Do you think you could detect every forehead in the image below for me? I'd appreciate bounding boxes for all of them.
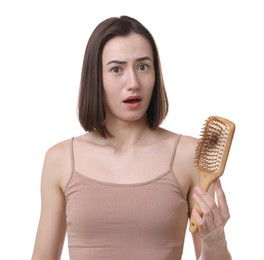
[102,33,153,61]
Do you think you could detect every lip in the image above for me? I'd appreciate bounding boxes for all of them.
[122,96,142,109]
[122,96,142,102]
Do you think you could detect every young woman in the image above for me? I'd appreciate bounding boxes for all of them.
[32,16,232,260]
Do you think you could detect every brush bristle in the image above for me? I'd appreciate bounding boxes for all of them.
[194,116,230,174]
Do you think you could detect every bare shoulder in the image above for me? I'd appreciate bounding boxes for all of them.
[178,134,198,161]
[171,133,199,199]
[177,134,199,176]
[45,138,72,161]
[42,138,73,190]
[158,128,198,171]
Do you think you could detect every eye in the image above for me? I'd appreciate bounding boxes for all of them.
[138,64,149,71]
[110,66,121,73]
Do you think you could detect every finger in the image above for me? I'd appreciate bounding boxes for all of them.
[197,183,229,229]
[214,179,230,222]
[192,207,207,235]
[193,191,215,229]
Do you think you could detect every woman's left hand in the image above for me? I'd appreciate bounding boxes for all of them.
[192,179,230,244]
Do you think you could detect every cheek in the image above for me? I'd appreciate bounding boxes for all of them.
[103,71,123,92]
[103,76,117,98]
[147,70,155,87]
[145,75,155,95]
[103,88,114,108]
[103,82,120,110]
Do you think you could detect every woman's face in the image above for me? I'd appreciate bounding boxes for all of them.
[102,33,155,126]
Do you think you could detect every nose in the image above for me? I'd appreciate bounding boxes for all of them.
[127,69,139,91]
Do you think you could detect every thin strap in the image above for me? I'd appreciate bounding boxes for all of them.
[63,137,76,193]
[70,137,75,172]
[169,134,182,169]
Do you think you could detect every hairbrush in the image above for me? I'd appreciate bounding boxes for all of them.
[189,116,235,233]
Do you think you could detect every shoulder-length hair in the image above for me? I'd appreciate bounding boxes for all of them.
[78,16,168,138]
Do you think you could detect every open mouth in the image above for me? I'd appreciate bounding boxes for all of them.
[123,98,142,104]
[123,96,142,103]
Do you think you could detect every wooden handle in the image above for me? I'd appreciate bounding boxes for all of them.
[189,178,212,234]
[189,202,202,233]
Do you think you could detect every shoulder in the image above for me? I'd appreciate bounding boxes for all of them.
[178,134,198,160]
[169,132,200,198]
[42,138,73,189]
[158,128,198,175]
[159,127,198,154]
[45,138,73,166]
[174,134,198,175]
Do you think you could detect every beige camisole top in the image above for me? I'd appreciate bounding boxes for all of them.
[64,135,188,260]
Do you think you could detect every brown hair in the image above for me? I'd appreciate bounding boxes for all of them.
[78,16,168,138]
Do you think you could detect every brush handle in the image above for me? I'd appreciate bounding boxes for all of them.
[189,178,212,234]
[189,202,202,233]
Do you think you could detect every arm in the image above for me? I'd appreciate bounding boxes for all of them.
[190,179,232,260]
[32,142,71,260]
[178,135,231,259]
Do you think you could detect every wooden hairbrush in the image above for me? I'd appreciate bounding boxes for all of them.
[189,116,235,233]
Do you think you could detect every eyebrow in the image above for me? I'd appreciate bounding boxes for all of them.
[106,56,152,66]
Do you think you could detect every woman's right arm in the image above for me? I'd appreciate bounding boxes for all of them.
[32,142,71,260]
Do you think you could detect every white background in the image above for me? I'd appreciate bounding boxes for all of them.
[1,0,263,259]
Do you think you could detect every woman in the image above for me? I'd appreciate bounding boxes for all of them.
[32,16,232,260]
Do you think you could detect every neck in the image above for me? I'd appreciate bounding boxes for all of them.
[103,118,155,150]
